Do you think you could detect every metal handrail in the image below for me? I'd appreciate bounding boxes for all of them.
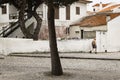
[0,18,30,37]
[0,21,18,35]
[0,11,43,37]
[9,11,43,19]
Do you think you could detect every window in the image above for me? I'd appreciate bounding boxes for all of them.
[93,8,95,12]
[66,6,70,20]
[66,27,70,34]
[55,7,59,19]
[75,31,79,33]
[1,5,7,14]
[76,7,80,15]
[81,30,84,39]
[83,31,96,39]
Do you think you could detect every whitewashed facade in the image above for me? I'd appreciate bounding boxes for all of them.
[0,2,90,39]
[69,25,107,39]
[0,4,17,25]
[0,38,93,55]
[96,15,120,52]
[38,3,88,26]
[1,16,120,54]
[107,15,120,52]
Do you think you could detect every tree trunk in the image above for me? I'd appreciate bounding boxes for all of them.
[32,11,42,40]
[47,1,63,76]
[19,0,33,39]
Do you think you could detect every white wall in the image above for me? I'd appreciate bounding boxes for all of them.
[80,25,107,31]
[42,2,87,27]
[69,25,107,38]
[0,2,88,28]
[0,38,93,55]
[69,26,81,38]
[0,4,9,23]
[9,5,17,14]
[93,6,100,12]
[70,3,87,21]
[107,16,120,52]
[96,31,107,52]
[112,7,120,13]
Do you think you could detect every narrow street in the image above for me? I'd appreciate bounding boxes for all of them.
[0,53,120,80]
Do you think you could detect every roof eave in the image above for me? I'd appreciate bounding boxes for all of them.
[78,0,92,4]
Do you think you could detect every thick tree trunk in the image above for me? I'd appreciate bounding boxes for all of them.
[47,1,63,76]
[19,0,33,39]
[32,11,42,40]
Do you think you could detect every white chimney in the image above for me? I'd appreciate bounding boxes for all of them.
[99,2,103,10]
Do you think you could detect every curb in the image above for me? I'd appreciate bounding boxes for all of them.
[9,54,120,61]
[0,57,4,59]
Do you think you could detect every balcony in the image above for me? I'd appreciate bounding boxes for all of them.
[9,11,43,20]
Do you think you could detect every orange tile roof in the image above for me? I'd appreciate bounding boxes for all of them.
[92,3,110,7]
[71,13,120,27]
[99,4,120,12]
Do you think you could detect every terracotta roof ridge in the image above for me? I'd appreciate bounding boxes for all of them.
[98,3,120,12]
[92,3,110,7]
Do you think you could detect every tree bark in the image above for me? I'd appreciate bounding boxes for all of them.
[47,1,63,76]
[18,0,33,38]
[32,11,42,40]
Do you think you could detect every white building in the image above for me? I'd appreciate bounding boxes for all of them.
[92,2,110,12]
[0,4,18,29]
[107,15,120,52]
[92,2,120,13]
[0,0,92,39]
[69,13,120,39]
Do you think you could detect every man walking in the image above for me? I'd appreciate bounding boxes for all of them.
[91,38,97,54]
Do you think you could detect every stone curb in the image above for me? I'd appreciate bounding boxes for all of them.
[9,54,120,61]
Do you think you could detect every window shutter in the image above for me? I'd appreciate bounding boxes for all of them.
[76,7,80,15]
[66,6,70,20]
[55,7,59,19]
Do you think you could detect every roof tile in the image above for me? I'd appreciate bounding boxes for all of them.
[71,13,120,27]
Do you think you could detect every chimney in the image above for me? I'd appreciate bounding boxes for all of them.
[99,2,103,10]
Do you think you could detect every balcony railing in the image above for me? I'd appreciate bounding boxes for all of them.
[9,11,43,20]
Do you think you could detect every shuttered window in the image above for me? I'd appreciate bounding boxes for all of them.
[66,6,70,20]
[55,7,59,19]
[76,7,80,15]
[2,5,7,14]
[66,27,70,34]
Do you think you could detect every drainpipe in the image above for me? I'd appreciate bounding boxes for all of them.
[105,14,110,53]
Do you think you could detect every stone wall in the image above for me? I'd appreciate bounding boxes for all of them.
[39,25,66,40]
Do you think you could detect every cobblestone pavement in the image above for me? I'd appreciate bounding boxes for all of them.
[0,53,120,80]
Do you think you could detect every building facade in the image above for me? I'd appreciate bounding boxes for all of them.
[0,1,92,39]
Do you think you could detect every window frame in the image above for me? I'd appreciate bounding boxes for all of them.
[76,7,80,15]
[55,7,59,19]
[1,5,7,14]
[66,6,70,20]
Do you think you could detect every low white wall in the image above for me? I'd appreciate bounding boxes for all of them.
[0,38,93,55]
